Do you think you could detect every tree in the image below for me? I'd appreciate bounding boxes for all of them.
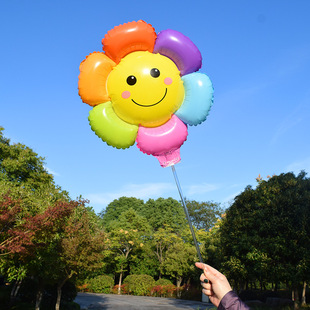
[0,128,67,200]
[163,241,196,293]
[0,128,106,310]
[143,198,186,232]
[185,199,224,231]
[220,171,310,297]
[0,127,69,216]
[199,215,224,269]
[152,226,183,279]
[53,202,106,310]
[129,241,158,278]
[100,197,145,227]
[0,196,77,309]
[105,208,151,294]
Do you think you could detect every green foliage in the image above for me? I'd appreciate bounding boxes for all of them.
[101,195,224,291]
[129,242,159,277]
[185,199,224,231]
[87,275,114,293]
[163,241,196,285]
[103,207,152,291]
[107,208,151,233]
[155,278,173,286]
[100,197,145,226]
[0,128,68,205]
[101,197,187,233]
[0,128,106,310]
[2,127,268,305]
[143,198,186,232]
[220,171,310,290]
[123,274,155,296]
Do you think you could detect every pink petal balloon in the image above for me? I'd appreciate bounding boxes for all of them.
[136,115,188,167]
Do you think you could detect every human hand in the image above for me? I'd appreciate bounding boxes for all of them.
[195,262,232,307]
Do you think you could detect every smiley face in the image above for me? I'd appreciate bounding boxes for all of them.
[107,51,185,127]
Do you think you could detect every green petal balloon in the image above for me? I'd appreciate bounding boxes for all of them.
[88,102,138,149]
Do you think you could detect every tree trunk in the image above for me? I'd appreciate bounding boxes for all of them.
[294,287,299,303]
[275,282,278,292]
[9,279,23,307]
[55,285,62,310]
[35,279,44,310]
[118,271,123,295]
[10,279,22,300]
[55,275,72,310]
[301,282,307,305]
[176,277,182,298]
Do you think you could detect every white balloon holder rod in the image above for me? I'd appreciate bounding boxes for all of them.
[171,165,210,303]
[171,165,203,263]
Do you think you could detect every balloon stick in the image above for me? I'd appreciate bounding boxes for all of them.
[171,164,203,263]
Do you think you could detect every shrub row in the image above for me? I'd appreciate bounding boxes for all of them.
[80,274,200,300]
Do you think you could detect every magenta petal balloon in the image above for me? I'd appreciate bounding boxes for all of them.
[153,29,202,76]
[136,115,188,167]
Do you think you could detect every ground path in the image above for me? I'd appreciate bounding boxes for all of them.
[74,292,215,310]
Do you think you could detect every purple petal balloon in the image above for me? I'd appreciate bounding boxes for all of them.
[153,29,202,76]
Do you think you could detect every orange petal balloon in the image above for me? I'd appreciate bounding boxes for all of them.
[102,20,156,64]
[78,52,116,106]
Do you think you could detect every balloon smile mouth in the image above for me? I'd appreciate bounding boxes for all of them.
[132,88,167,107]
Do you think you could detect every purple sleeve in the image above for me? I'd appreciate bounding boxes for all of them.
[218,291,250,310]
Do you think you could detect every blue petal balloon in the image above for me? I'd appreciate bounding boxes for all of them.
[175,73,214,126]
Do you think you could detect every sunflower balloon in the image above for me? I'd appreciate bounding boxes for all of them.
[78,20,213,167]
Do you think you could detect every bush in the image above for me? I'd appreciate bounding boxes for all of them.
[87,275,114,294]
[123,274,155,296]
[112,284,128,295]
[151,284,176,298]
[76,283,89,292]
[155,278,173,286]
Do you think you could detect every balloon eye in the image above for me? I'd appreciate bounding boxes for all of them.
[127,75,137,85]
[150,68,160,78]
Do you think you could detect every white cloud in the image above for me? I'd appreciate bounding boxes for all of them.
[221,191,242,204]
[87,182,176,207]
[44,166,60,176]
[186,183,219,196]
[285,157,310,175]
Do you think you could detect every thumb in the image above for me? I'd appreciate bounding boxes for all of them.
[195,263,218,283]
[195,262,205,270]
[203,265,220,283]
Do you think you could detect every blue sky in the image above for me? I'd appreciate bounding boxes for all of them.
[1,1,310,214]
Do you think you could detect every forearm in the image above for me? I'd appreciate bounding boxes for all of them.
[218,291,250,310]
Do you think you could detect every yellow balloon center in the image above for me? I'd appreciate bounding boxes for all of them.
[107,51,184,127]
